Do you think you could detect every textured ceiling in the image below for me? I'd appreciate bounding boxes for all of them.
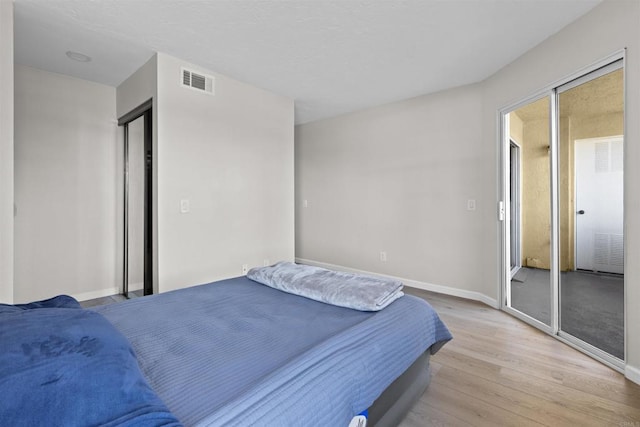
[514,68,623,122]
[13,0,601,124]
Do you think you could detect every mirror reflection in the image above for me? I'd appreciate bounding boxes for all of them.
[508,96,552,327]
[558,67,624,360]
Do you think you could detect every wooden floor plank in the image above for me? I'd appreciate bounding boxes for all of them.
[419,379,545,427]
[402,400,473,427]
[399,287,640,427]
[431,365,598,427]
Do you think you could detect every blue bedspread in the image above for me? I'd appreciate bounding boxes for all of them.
[0,296,181,427]
[92,277,451,426]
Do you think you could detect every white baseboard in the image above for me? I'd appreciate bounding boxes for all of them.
[71,286,120,302]
[626,364,640,386]
[295,258,499,309]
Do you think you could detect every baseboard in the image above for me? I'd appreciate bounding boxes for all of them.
[295,258,499,309]
[71,286,120,302]
[405,279,500,309]
[626,364,640,386]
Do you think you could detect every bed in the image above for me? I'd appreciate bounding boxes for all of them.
[0,264,451,426]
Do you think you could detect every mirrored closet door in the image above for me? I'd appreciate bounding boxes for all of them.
[557,62,624,361]
[506,96,553,328]
[502,56,625,368]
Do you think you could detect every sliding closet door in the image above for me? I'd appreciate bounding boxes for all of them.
[506,96,552,327]
[120,100,153,298]
[502,55,625,368]
[125,115,145,298]
[557,62,624,360]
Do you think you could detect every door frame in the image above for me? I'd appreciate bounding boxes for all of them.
[498,50,626,371]
[118,99,153,297]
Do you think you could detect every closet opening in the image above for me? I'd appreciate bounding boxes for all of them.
[118,100,153,298]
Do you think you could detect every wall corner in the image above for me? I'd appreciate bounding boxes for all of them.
[0,0,14,304]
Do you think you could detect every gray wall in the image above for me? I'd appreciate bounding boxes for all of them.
[116,55,156,117]
[0,0,13,303]
[296,0,640,382]
[14,66,120,302]
[296,84,492,304]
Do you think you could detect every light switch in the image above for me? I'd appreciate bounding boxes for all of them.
[180,199,190,213]
[467,199,476,211]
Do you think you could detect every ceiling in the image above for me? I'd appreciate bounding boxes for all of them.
[13,0,601,124]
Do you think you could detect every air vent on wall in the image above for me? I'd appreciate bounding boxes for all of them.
[181,68,215,95]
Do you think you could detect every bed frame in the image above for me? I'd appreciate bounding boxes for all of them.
[368,351,431,426]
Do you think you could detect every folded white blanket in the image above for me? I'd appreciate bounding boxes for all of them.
[247,262,404,311]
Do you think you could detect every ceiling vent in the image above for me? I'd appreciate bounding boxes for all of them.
[181,68,215,95]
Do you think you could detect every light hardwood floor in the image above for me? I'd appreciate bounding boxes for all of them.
[400,287,640,427]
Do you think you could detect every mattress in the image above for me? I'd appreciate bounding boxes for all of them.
[91,276,451,426]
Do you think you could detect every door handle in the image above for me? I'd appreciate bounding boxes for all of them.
[577,210,585,215]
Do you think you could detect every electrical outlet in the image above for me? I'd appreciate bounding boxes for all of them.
[242,264,249,275]
[263,259,270,267]
[380,251,387,262]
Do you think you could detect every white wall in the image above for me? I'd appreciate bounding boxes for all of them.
[295,0,640,381]
[116,55,156,118]
[0,0,13,304]
[14,66,120,302]
[295,84,492,304]
[155,53,294,292]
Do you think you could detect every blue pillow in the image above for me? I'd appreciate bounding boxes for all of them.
[0,304,182,426]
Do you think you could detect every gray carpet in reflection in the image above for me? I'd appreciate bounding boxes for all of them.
[511,268,624,360]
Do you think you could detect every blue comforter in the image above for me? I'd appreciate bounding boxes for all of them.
[0,296,181,427]
[93,277,451,426]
